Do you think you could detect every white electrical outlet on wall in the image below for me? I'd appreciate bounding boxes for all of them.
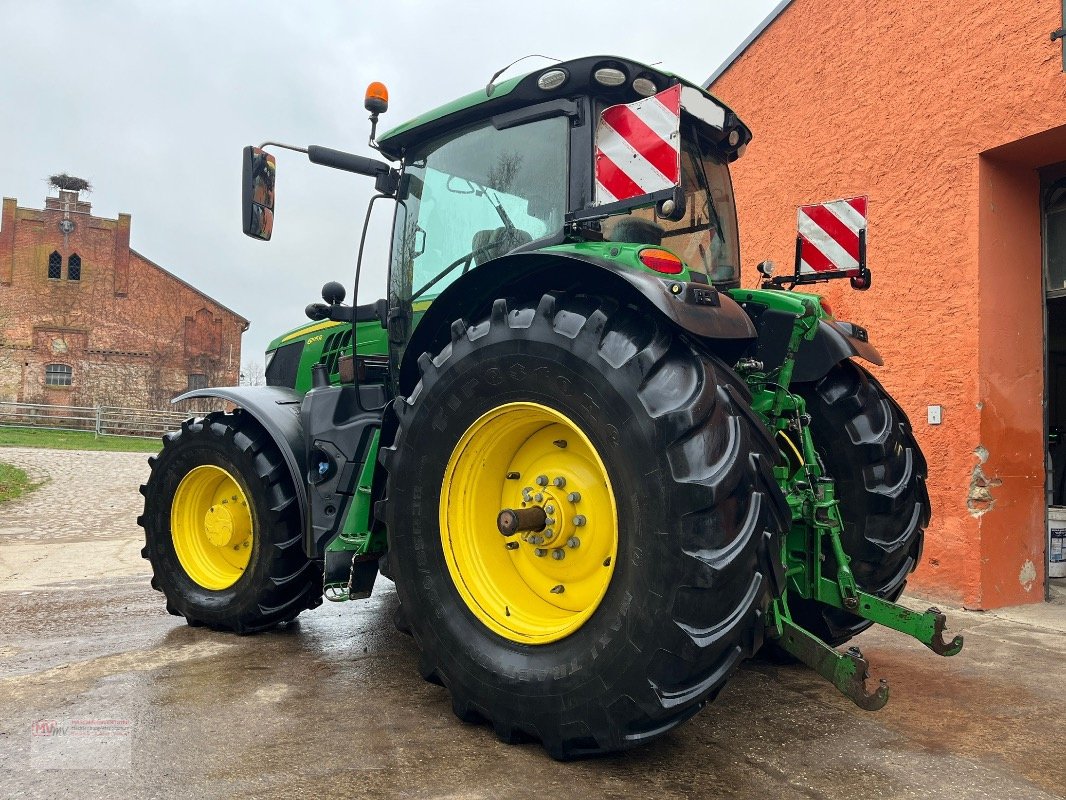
[927,405,942,425]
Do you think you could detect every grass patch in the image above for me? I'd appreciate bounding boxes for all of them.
[0,461,36,503]
[0,426,162,453]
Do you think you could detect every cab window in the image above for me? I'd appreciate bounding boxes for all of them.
[391,117,569,303]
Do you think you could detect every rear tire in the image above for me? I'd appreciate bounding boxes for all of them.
[381,294,788,758]
[790,361,929,646]
[138,411,322,633]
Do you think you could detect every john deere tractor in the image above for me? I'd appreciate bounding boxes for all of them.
[139,56,963,759]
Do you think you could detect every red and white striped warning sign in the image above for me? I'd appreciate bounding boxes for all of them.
[595,85,681,204]
[797,196,868,275]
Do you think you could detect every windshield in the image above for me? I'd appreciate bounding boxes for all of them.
[390,116,569,303]
[603,122,740,285]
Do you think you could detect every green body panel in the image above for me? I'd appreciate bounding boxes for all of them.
[327,429,383,556]
[267,319,388,395]
[727,287,830,320]
[542,241,694,280]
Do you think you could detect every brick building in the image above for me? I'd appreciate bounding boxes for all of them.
[0,190,248,409]
[707,0,1066,608]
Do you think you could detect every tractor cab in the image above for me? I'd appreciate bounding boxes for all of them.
[377,56,749,309]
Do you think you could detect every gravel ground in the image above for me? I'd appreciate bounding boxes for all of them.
[0,447,1063,800]
[0,447,151,591]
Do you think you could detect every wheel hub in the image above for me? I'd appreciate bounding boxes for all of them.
[441,402,618,645]
[171,465,254,590]
[204,504,237,546]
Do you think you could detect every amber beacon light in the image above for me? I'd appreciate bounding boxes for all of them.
[365,82,389,115]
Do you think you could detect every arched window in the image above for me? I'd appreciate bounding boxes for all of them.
[45,363,73,386]
[48,251,62,280]
[67,253,81,281]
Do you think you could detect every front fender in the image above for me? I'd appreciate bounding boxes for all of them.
[397,251,756,394]
[174,386,308,546]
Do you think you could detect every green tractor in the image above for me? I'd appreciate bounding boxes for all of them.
[139,56,962,759]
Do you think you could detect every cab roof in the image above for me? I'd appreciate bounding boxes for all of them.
[376,55,751,160]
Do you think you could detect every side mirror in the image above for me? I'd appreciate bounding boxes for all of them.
[242,146,276,241]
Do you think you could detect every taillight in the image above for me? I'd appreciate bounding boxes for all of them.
[638,248,683,275]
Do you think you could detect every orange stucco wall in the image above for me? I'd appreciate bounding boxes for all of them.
[711,0,1066,607]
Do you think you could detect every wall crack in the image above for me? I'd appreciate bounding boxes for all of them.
[967,445,1002,518]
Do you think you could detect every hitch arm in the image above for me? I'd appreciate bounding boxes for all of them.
[772,613,889,711]
[814,579,964,656]
[804,475,964,657]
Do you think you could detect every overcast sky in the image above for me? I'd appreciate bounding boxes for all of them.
[0,0,779,367]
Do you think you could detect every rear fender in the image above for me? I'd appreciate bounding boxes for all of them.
[744,306,884,383]
[175,386,309,551]
[396,251,756,394]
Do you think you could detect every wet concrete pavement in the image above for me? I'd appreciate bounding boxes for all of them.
[1,447,1065,799]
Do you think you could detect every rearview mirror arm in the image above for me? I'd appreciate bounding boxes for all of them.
[566,187,680,225]
[258,141,400,195]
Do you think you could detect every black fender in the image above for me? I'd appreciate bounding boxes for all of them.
[746,306,884,383]
[396,251,757,394]
[174,386,308,546]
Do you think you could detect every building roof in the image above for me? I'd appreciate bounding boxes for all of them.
[703,0,794,88]
[130,248,250,329]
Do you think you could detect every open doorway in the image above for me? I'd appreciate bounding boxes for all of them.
[1042,167,1066,602]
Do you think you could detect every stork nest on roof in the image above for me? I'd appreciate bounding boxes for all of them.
[48,174,92,193]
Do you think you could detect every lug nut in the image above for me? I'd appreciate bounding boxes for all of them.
[551,549,565,560]
[534,548,547,558]
[573,515,586,527]
[528,535,543,545]
[567,537,580,549]
[544,528,554,538]
[534,493,544,503]
[545,505,555,514]
[536,475,548,486]
[567,492,581,503]
[545,518,555,527]
[552,477,566,488]
[522,488,533,502]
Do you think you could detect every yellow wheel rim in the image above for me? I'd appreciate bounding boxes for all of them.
[440,402,618,645]
[171,465,254,590]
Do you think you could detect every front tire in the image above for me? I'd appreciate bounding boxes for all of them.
[381,294,788,758]
[138,411,322,633]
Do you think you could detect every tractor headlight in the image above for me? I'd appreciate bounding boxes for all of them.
[537,69,568,91]
[593,67,626,87]
[632,76,657,96]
